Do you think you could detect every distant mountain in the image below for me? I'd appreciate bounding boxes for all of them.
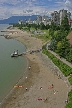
[0,15,38,24]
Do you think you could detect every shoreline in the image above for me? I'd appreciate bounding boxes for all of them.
[0,28,71,108]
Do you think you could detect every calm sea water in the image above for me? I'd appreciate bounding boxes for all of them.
[0,24,27,102]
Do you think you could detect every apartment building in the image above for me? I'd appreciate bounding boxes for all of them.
[59,9,71,25]
[51,9,71,25]
[36,16,42,24]
[51,11,59,25]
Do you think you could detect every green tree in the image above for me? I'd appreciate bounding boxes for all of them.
[40,22,45,30]
[54,30,67,41]
[49,28,54,37]
[60,15,70,31]
[56,38,70,57]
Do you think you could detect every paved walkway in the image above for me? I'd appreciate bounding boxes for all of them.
[48,50,72,68]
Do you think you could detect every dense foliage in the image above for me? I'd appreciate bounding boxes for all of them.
[48,15,72,63]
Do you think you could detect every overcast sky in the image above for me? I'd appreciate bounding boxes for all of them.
[0,0,72,19]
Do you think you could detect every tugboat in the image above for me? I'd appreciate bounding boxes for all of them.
[11,50,23,57]
[11,50,18,57]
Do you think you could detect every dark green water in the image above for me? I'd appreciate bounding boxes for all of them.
[0,25,27,102]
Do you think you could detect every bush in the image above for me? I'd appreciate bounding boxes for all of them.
[68,77,72,85]
[68,90,72,101]
[65,102,72,108]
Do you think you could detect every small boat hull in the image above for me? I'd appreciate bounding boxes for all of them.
[11,53,22,57]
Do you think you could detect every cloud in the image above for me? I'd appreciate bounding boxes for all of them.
[0,0,72,19]
[65,0,72,11]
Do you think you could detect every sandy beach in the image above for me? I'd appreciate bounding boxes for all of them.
[0,28,71,108]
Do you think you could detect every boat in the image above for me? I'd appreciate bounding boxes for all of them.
[11,53,18,57]
[11,50,22,57]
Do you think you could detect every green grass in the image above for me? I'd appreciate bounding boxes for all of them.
[30,27,36,31]
[68,90,72,101]
[42,49,72,77]
[65,90,72,108]
[32,30,51,42]
[68,76,72,85]
[65,102,72,108]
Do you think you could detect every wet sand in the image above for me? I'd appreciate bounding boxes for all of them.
[0,28,71,108]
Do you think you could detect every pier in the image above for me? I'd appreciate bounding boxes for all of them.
[11,48,42,57]
[22,48,42,55]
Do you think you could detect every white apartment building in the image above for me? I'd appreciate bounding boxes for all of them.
[36,16,42,24]
[51,11,59,25]
[59,9,71,25]
[51,9,71,25]
[36,15,51,25]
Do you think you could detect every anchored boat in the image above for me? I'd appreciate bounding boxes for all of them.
[11,50,22,57]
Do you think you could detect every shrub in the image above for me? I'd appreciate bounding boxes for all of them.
[68,77,72,85]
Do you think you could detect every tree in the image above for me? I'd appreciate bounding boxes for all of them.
[49,38,57,51]
[60,15,70,31]
[40,22,45,30]
[50,21,57,30]
[56,38,70,57]
[54,30,67,41]
[49,28,54,38]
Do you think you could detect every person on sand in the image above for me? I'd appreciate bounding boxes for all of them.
[29,66,31,70]
[38,97,42,101]
[26,88,28,91]
[43,97,47,102]
[65,99,68,103]
[49,84,54,89]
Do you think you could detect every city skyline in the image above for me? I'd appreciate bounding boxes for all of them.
[0,0,72,19]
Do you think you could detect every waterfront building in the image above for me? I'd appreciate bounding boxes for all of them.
[26,18,33,24]
[51,11,59,25]
[36,16,42,24]
[51,9,71,25]
[18,20,22,24]
[42,15,48,26]
[59,9,71,25]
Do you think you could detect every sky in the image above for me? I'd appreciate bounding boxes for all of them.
[0,0,72,19]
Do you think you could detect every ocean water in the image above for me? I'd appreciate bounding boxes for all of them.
[0,24,27,102]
